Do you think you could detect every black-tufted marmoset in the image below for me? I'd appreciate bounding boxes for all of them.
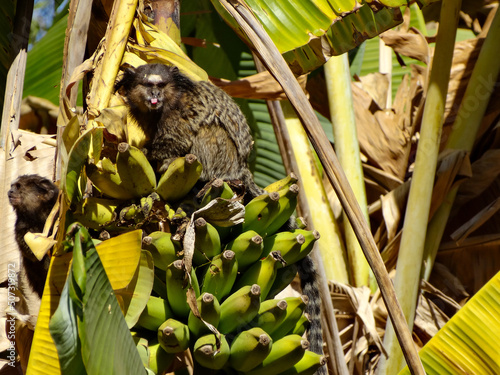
[115,64,325,367]
[8,174,58,297]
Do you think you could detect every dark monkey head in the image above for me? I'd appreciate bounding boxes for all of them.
[8,174,59,224]
[115,64,196,119]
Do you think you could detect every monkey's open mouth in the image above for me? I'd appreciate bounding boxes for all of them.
[150,98,158,105]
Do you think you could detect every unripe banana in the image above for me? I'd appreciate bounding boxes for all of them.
[142,232,181,271]
[147,340,175,374]
[242,191,281,236]
[193,217,222,265]
[265,184,300,236]
[267,263,298,299]
[157,318,190,353]
[119,203,140,222]
[264,173,298,194]
[245,335,309,375]
[200,250,238,302]
[249,299,288,335]
[156,154,202,201]
[165,260,200,318]
[286,229,320,264]
[275,350,326,375]
[218,284,261,334]
[225,230,263,270]
[140,192,159,217]
[86,159,135,200]
[200,178,234,207]
[136,296,175,331]
[268,296,308,341]
[233,251,284,300]
[295,216,307,229]
[188,292,221,337]
[116,142,156,197]
[193,333,230,370]
[73,197,120,229]
[262,231,305,266]
[229,327,273,372]
[291,313,310,337]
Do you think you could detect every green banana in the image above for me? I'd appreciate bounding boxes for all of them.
[119,203,140,222]
[142,231,181,271]
[193,333,230,370]
[285,229,320,264]
[136,296,175,331]
[264,184,300,236]
[267,263,299,299]
[218,284,261,334]
[131,334,149,367]
[262,231,305,266]
[73,197,120,229]
[232,251,284,300]
[225,230,263,270]
[157,318,190,354]
[264,173,298,194]
[245,335,309,375]
[275,350,326,375]
[242,191,281,236]
[200,178,234,207]
[249,299,288,335]
[140,192,160,217]
[156,154,203,201]
[165,260,200,318]
[188,292,221,337]
[295,216,307,229]
[200,250,238,302]
[193,217,222,265]
[116,142,156,197]
[229,327,273,372]
[86,159,135,200]
[268,296,308,341]
[147,340,175,374]
[291,313,310,336]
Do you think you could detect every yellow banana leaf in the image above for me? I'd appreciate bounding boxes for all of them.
[399,270,500,375]
[27,230,143,374]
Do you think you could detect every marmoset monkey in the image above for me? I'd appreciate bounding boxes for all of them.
[115,63,262,198]
[8,174,58,297]
[116,64,325,370]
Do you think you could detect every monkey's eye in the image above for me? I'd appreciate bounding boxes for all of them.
[156,82,167,88]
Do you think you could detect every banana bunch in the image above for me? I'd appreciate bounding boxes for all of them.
[76,148,323,375]
[81,144,204,231]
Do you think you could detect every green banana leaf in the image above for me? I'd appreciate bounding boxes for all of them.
[398,270,500,375]
[210,0,405,75]
[49,225,145,375]
[23,13,67,105]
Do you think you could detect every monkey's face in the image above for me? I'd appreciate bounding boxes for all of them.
[129,74,169,113]
[117,64,190,116]
[8,175,58,215]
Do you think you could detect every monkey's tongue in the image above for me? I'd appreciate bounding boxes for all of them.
[151,98,158,105]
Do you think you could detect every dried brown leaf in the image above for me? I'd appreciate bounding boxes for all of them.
[380,27,430,65]
[211,71,307,100]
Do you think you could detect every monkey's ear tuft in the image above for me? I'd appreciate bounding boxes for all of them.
[115,67,136,91]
